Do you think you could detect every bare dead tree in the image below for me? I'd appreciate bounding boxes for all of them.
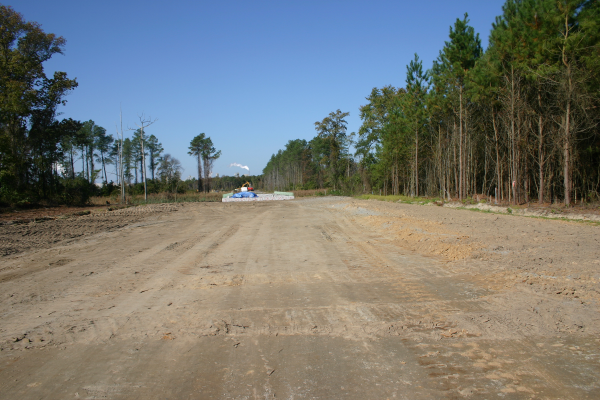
[116,104,125,204]
[128,113,157,202]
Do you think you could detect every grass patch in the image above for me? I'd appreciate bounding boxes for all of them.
[521,215,600,226]
[455,206,494,214]
[457,205,600,225]
[292,189,328,197]
[356,194,440,205]
[292,189,351,197]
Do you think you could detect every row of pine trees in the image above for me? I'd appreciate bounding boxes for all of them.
[0,5,186,204]
[263,0,600,205]
[60,121,164,187]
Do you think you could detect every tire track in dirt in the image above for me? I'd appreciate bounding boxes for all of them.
[91,206,275,343]
[185,204,469,344]
[403,335,600,399]
[73,223,245,344]
[311,198,600,399]
[0,205,238,349]
[2,199,599,399]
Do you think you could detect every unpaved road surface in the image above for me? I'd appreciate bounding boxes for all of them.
[1,197,599,399]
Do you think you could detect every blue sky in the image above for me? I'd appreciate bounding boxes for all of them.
[9,0,505,180]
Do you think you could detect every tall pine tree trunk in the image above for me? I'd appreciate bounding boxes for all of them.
[510,65,517,204]
[564,100,571,205]
[560,5,573,206]
[438,125,443,199]
[197,153,202,192]
[70,148,75,180]
[453,119,458,198]
[492,110,501,202]
[415,125,419,197]
[81,146,86,181]
[538,116,544,204]
[140,129,147,201]
[464,104,469,198]
[101,152,107,184]
[459,87,463,200]
[88,143,94,182]
[538,90,545,204]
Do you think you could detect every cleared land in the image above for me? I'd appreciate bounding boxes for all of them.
[0,197,599,399]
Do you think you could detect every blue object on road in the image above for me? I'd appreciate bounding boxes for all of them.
[232,192,257,198]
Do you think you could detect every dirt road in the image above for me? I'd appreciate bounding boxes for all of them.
[1,197,599,399]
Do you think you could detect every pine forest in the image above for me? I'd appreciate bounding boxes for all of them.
[263,0,600,206]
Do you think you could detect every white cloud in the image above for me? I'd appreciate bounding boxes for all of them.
[229,162,250,171]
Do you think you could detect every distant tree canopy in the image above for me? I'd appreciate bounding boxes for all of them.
[211,174,262,192]
[264,1,600,205]
[157,154,182,193]
[262,125,357,192]
[0,5,177,204]
[3,2,599,205]
[0,5,79,204]
[188,133,221,192]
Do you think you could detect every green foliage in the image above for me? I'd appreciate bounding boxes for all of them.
[146,134,163,181]
[157,154,183,193]
[265,1,599,206]
[188,133,206,191]
[438,13,482,84]
[60,177,98,205]
[210,174,261,192]
[0,5,80,204]
[2,3,599,208]
[262,130,360,193]
[101,182,120,197]
[356,194,439,204]
[188,133,220,192]
[263,139,310,190]
[314,109,351,187]
[130,129,148,184]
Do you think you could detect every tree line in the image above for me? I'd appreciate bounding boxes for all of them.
[0,5,226,205]
[0,5,79,204]
[181,174,261,193]
[264,0,600,205]
[262,110,357,192]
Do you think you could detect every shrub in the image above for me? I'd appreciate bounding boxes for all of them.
[60,178,98,205]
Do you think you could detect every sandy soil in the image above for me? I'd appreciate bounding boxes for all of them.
[0,198,598,399]
[0,204,178,257]
[0,204,113,223]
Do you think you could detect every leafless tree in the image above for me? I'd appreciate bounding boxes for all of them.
[128,113,157,201]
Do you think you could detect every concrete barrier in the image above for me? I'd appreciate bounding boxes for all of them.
[222,193,295,202]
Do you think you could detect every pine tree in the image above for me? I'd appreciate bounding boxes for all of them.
[146,134,163,181]
[200,137,221,192]
[436,13,482,200]
[188,133,206,192]
[404,53,429,197]
[315,110,350,189]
